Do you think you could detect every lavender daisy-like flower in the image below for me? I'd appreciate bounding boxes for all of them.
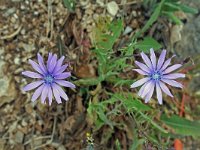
[131,48,185,104]
[22,53,75,105]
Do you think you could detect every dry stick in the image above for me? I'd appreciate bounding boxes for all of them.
[33,116,57,150]
[118,0,142,6]
[0,25,22,40]
[47,0,53,39]
[23,135,52,146]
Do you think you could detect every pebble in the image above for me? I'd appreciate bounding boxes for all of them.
[97,0,104,7]
[107,1,119,16]
[10,17,16,23]
[13,13,18,19]
[132,10,137,17]
[123,26,133,35]
[14,131,24,143]
[4,8,16,17]
[20,5,26,10]
[131,19,139,28]
[20,28,26,35]
[14,57,20,65]
[21,119,28,127]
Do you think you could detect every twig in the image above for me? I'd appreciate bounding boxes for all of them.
[47,0,53,39]
[118,0,142,6]
[23,135,52,146]
[33,116,57,150]
[0,25,22,40]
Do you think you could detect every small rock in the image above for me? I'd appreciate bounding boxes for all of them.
[20,28,26,35]
[123,26,133,35]
[13,13,18,19]
[80,0,90,7]
[14,131,24,143]
[21,119,28,127]
[22,43,35,52]
[97,0,104,7]
[0,139,6,150]
[14,57,20,65]
[10,17,16,23]
[3,8,16,17]
[58,145,66,150]
[0,77,17,106]
[0,60,5,77]
[107,1,119,16]
[0,47,4,55]
[131,19,139,29]
[132,10,137,17]
[170,25,183,46]
[20,5,26,10]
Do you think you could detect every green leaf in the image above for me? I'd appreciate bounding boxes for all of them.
[114,93,152,111]
[163,11,182,25]
[115,139,121,150]
[164,2,181,12]
[130,130,145,150]
[97,108,113,129]
[135,37,162,52]
[161,114,200,136]
[97,19,123,50]
[139,112,168,133]
[133,0,165,40]
[63,0,75,12]
[74,77,103,86]
[178,4,198,14]
[114,79,135,87]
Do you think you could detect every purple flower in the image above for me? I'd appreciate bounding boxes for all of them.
[22,53,75,105]
[130,48,185,104]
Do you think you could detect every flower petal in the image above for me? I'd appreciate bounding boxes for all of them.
[141,80,154,98]
[48,86,53,105]
[54,64,68,76]
[156,82,163,105]
[52,83,69,101]
[48,54,58,73]
[54,72,71,79]
[160,55,176,71]
[29,59,44,75]
[47,53,53,67]
[162,64,182,74]
[144,81,155,103]
[138,82,148,97]
[162,73,185,79]
[157,49,166,70]
[23,80,44,92]
[159,81,173,97]
[135,61,150,73]
[52,84,62,104]
[55,80,76,88]
[161,78,183,88]
[37,53,47,74]
[132,69,148,75]
[22,71,42,78]
[130,77,150,88]
[53,56,65,74]
[141,52,152,70]
[41,84,49,104]
[31,84,45,102]
[150,48,156,70]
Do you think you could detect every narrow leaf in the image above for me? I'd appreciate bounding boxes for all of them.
[135,37,162,52]
[161,114,200,136]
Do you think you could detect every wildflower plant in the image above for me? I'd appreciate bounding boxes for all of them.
[84,0,199,148]
[131,48,185,104]
[22,53,75,105]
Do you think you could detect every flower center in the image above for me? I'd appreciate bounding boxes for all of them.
[44,74,54,84]
[151,72,161,80]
